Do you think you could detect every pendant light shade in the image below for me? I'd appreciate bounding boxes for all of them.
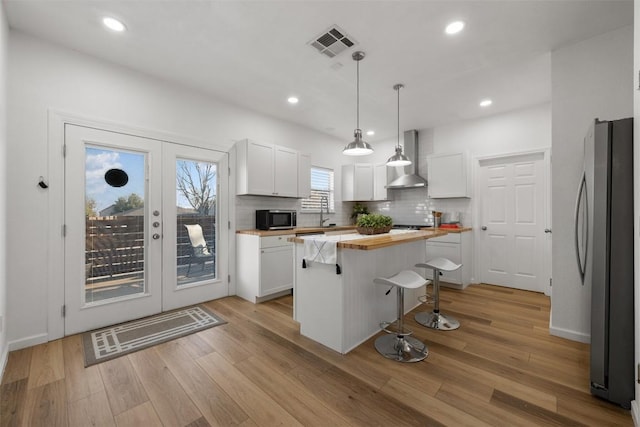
[387,84,411,166]
[343,51,373,156]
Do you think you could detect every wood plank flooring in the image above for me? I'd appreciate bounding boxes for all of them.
[1,284,633,426]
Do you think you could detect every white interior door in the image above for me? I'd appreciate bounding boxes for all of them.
[64,124,229,335]
[478,152,548,292]
[162,144,228,310]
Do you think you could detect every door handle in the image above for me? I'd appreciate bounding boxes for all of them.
[574,172,587,284]
[152,233,160,240]
[481,226,487,231]
[544,229,552,233]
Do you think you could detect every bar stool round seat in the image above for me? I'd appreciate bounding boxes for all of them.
[373,270,429,363]
[415,257,462,331]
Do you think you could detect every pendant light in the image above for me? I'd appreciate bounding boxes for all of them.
[343,51,373,156]
[386,83,411,166]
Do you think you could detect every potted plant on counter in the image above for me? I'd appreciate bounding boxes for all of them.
[351,202,369,224]
[356,213,393,235]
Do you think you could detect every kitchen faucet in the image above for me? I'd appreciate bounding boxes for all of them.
[319,195,330,227]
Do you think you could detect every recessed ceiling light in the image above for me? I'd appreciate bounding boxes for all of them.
[480,99,493,107]
[103,17,126,32]
[287,96,299,104]
[366,130,375,136]
[445,21,465,35]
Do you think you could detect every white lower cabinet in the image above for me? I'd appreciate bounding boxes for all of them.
[423,232,472,289]
[237,234,294,303]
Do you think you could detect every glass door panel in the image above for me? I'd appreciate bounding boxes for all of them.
[85,147,146,303]
[176,159,217,286]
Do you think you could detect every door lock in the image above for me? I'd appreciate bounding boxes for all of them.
[153,221,160,228]
[152,233,160,240]
[481,226,487,230]
[544,228,552,233]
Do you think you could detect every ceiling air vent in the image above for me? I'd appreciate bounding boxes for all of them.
[309,26,356,58]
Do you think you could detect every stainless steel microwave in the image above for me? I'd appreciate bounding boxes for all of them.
[255,210,297,230]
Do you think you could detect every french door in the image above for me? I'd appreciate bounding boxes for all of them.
[64,124,228,335]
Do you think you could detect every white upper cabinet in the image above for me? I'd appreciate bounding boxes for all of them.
[342,163,388,201]
[297,152,311,199]
[235,139,310,198]
[427,152,471,198]
[274,145,298,197]
[373,164,389,201]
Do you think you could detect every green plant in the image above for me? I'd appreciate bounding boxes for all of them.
[356,213,392,228]
[351,202,369,219]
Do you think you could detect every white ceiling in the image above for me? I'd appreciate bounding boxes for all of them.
[4,0,633,143]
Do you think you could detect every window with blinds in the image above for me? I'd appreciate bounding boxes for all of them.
[301,167,335,213]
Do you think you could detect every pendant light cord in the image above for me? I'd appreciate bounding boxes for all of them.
[397,86,400,149]
[356,58,360,130]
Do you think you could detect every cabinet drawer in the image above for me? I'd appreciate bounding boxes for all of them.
[260,234,294,249]
[427,233,461,244]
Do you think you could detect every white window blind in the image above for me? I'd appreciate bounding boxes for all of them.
[301,167,334,213]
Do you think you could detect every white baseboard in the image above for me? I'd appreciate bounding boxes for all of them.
[631,400,639,426]
[8,333,48,352]
[549,324,590,343]
[0,344,8,385]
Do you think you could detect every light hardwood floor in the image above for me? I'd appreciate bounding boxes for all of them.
[1,284,633,426]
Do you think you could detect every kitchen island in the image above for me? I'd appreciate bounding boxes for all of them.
[289,229,447,354]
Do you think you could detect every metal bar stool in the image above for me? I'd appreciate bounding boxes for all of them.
[415,258,462,331]
[374,270,429,362]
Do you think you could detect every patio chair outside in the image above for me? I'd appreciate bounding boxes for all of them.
[184,224,215,276]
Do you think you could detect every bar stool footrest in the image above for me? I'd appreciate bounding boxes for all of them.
[379,321,413,337]
[417,294,434,305]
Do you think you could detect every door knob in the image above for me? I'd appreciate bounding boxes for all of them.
[481,226,487,230]
[153,221,160,228]
[152,233,160,240]
[544,228,552,233]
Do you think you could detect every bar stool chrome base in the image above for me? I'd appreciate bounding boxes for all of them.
[415,257,463,332]
[374,270,430,363]
[415,311,460,331]
[374,334,428,363]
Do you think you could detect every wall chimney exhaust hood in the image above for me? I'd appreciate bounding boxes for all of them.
[386,130,428,189]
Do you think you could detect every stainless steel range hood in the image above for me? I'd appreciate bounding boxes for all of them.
[386,130,428,188]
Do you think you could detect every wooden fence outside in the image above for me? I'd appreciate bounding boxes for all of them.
[85,215,216,279]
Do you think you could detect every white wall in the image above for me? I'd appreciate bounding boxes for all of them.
[0,2,9,375]
[7,31,349,346]
[551,25,633,342]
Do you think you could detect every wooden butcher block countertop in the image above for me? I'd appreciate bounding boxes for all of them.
[236,226,357,237]
[289,229,449,250]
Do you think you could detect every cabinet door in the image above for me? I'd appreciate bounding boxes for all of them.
[424,242,462,284]
[427,152,469,198]
[354,164,373,201]
[247,140,275,195]
[260,245,294,296]
[298,153,311,198]
[274,146,298,197]
[373,164,388,201]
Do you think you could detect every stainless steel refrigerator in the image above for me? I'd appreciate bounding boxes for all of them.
[575,117,634,409]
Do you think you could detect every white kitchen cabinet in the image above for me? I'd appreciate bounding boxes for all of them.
[373,164,389,201]
[297,152,311,198]
[234,139,309,198]
[427,152,471,198]
[236,233,294,303]
[423,231,472,289]
[342,163,388,201]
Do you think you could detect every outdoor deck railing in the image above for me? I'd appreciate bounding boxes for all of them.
[85,214,215,280]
